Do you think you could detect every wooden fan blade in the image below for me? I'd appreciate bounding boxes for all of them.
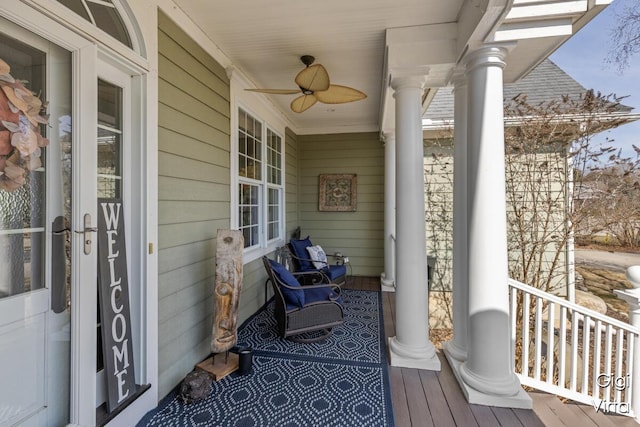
[295,64,330,92]
[290,94,317,113]
[245,88,300,94]
[315,84,367,104]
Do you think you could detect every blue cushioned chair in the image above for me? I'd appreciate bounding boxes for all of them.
[288,237,347,286]
[263,257,344,343]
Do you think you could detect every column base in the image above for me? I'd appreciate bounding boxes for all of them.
[380,273,395,292]
[388,336,441,371]
[446,355,532,409]
[443,340,467,362]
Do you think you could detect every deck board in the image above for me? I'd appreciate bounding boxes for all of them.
[344,277,636,427]
[402,367,435,426]
[437,352,480,427]
[469,404,501,427]
[418,369,457,427]
[491,406,524,426]
[572,402,637,427]
[389,366,411,427]
[512,407,546,427]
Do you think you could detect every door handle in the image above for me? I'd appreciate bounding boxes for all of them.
[75,213,98,255]
[51,216,67,313]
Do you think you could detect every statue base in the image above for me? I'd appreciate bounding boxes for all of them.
[196,352,239,381]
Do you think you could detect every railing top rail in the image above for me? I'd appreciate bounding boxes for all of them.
[508,278,640,335]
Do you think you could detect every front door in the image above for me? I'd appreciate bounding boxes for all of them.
[0,19,97,426]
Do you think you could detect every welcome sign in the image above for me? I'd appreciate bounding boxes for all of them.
[97,198,136,412]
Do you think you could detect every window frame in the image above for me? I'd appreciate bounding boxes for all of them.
[233,104,285,263]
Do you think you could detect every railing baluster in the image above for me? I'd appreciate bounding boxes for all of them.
[581,315,591,394]
[547,301,555,384]
[559,306,567,388]
[511,288,517,369]
[523,292,530,377]
[508,279,640,410]
[604,324,613,401]
[570,310,579,392]
[593,319,602,400]
[626,332,634,406]
[615,329,624,403]
[535,296,543,380]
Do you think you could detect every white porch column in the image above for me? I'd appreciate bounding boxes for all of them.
[388,75,440,371]
[444,70,469,363]
[458,47,531,408]
[381,132,396,292]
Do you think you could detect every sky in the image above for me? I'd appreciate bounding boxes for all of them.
[550,0,640,161]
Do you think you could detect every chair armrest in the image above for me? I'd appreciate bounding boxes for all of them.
[298,282,343,302]
[291,270,329,283]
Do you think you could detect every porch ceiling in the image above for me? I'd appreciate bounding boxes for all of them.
[170,0,612,135]
[171,0,463,134]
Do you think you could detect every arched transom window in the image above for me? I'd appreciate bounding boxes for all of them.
[57,0,132,48]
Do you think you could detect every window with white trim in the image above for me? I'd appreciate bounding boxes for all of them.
[237,108,283,249]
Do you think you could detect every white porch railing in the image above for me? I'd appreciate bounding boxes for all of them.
[509,278,640,417]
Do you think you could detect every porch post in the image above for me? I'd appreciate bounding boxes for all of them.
[387,75,440,371]
[444,69,468,363]
[381,131,396,292]
[458,46,531,408]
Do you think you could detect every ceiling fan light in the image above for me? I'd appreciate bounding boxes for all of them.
[295,64,330,92]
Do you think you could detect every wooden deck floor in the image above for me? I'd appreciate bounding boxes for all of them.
[344,276,638,427]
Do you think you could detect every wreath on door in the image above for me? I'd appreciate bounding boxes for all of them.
[0,57,49,192]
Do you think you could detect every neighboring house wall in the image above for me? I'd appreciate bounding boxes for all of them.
[505,148,569,297]
[298,133,384,276]
[424,143,454,294]
[424,142,570,301]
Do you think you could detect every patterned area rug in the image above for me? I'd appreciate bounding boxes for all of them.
[138,290,394,427]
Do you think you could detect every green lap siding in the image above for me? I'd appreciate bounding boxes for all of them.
[157,12,232,398]
[298,132,384,276]
[157,12,300,398]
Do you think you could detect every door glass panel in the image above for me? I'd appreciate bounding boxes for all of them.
[0,24,72,427]
[97,79,122,199]
[0,33,46,298]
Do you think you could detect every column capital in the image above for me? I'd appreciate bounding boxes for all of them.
[463,45,510,73]
[390,74,427,92]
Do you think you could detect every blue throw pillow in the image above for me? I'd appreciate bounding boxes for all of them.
[268,258,305,307]
[290,236,314,270]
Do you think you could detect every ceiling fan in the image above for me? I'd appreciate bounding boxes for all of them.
[246,55,367,113]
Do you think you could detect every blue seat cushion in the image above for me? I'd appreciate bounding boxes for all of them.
[305,287,343,306]
[268,258,305,308]
[324,264,347,282]
[290,237,314,270]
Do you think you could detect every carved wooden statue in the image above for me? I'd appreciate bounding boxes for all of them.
[211,229,244,354]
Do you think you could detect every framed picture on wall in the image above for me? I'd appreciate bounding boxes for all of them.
[318,174,357,211]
